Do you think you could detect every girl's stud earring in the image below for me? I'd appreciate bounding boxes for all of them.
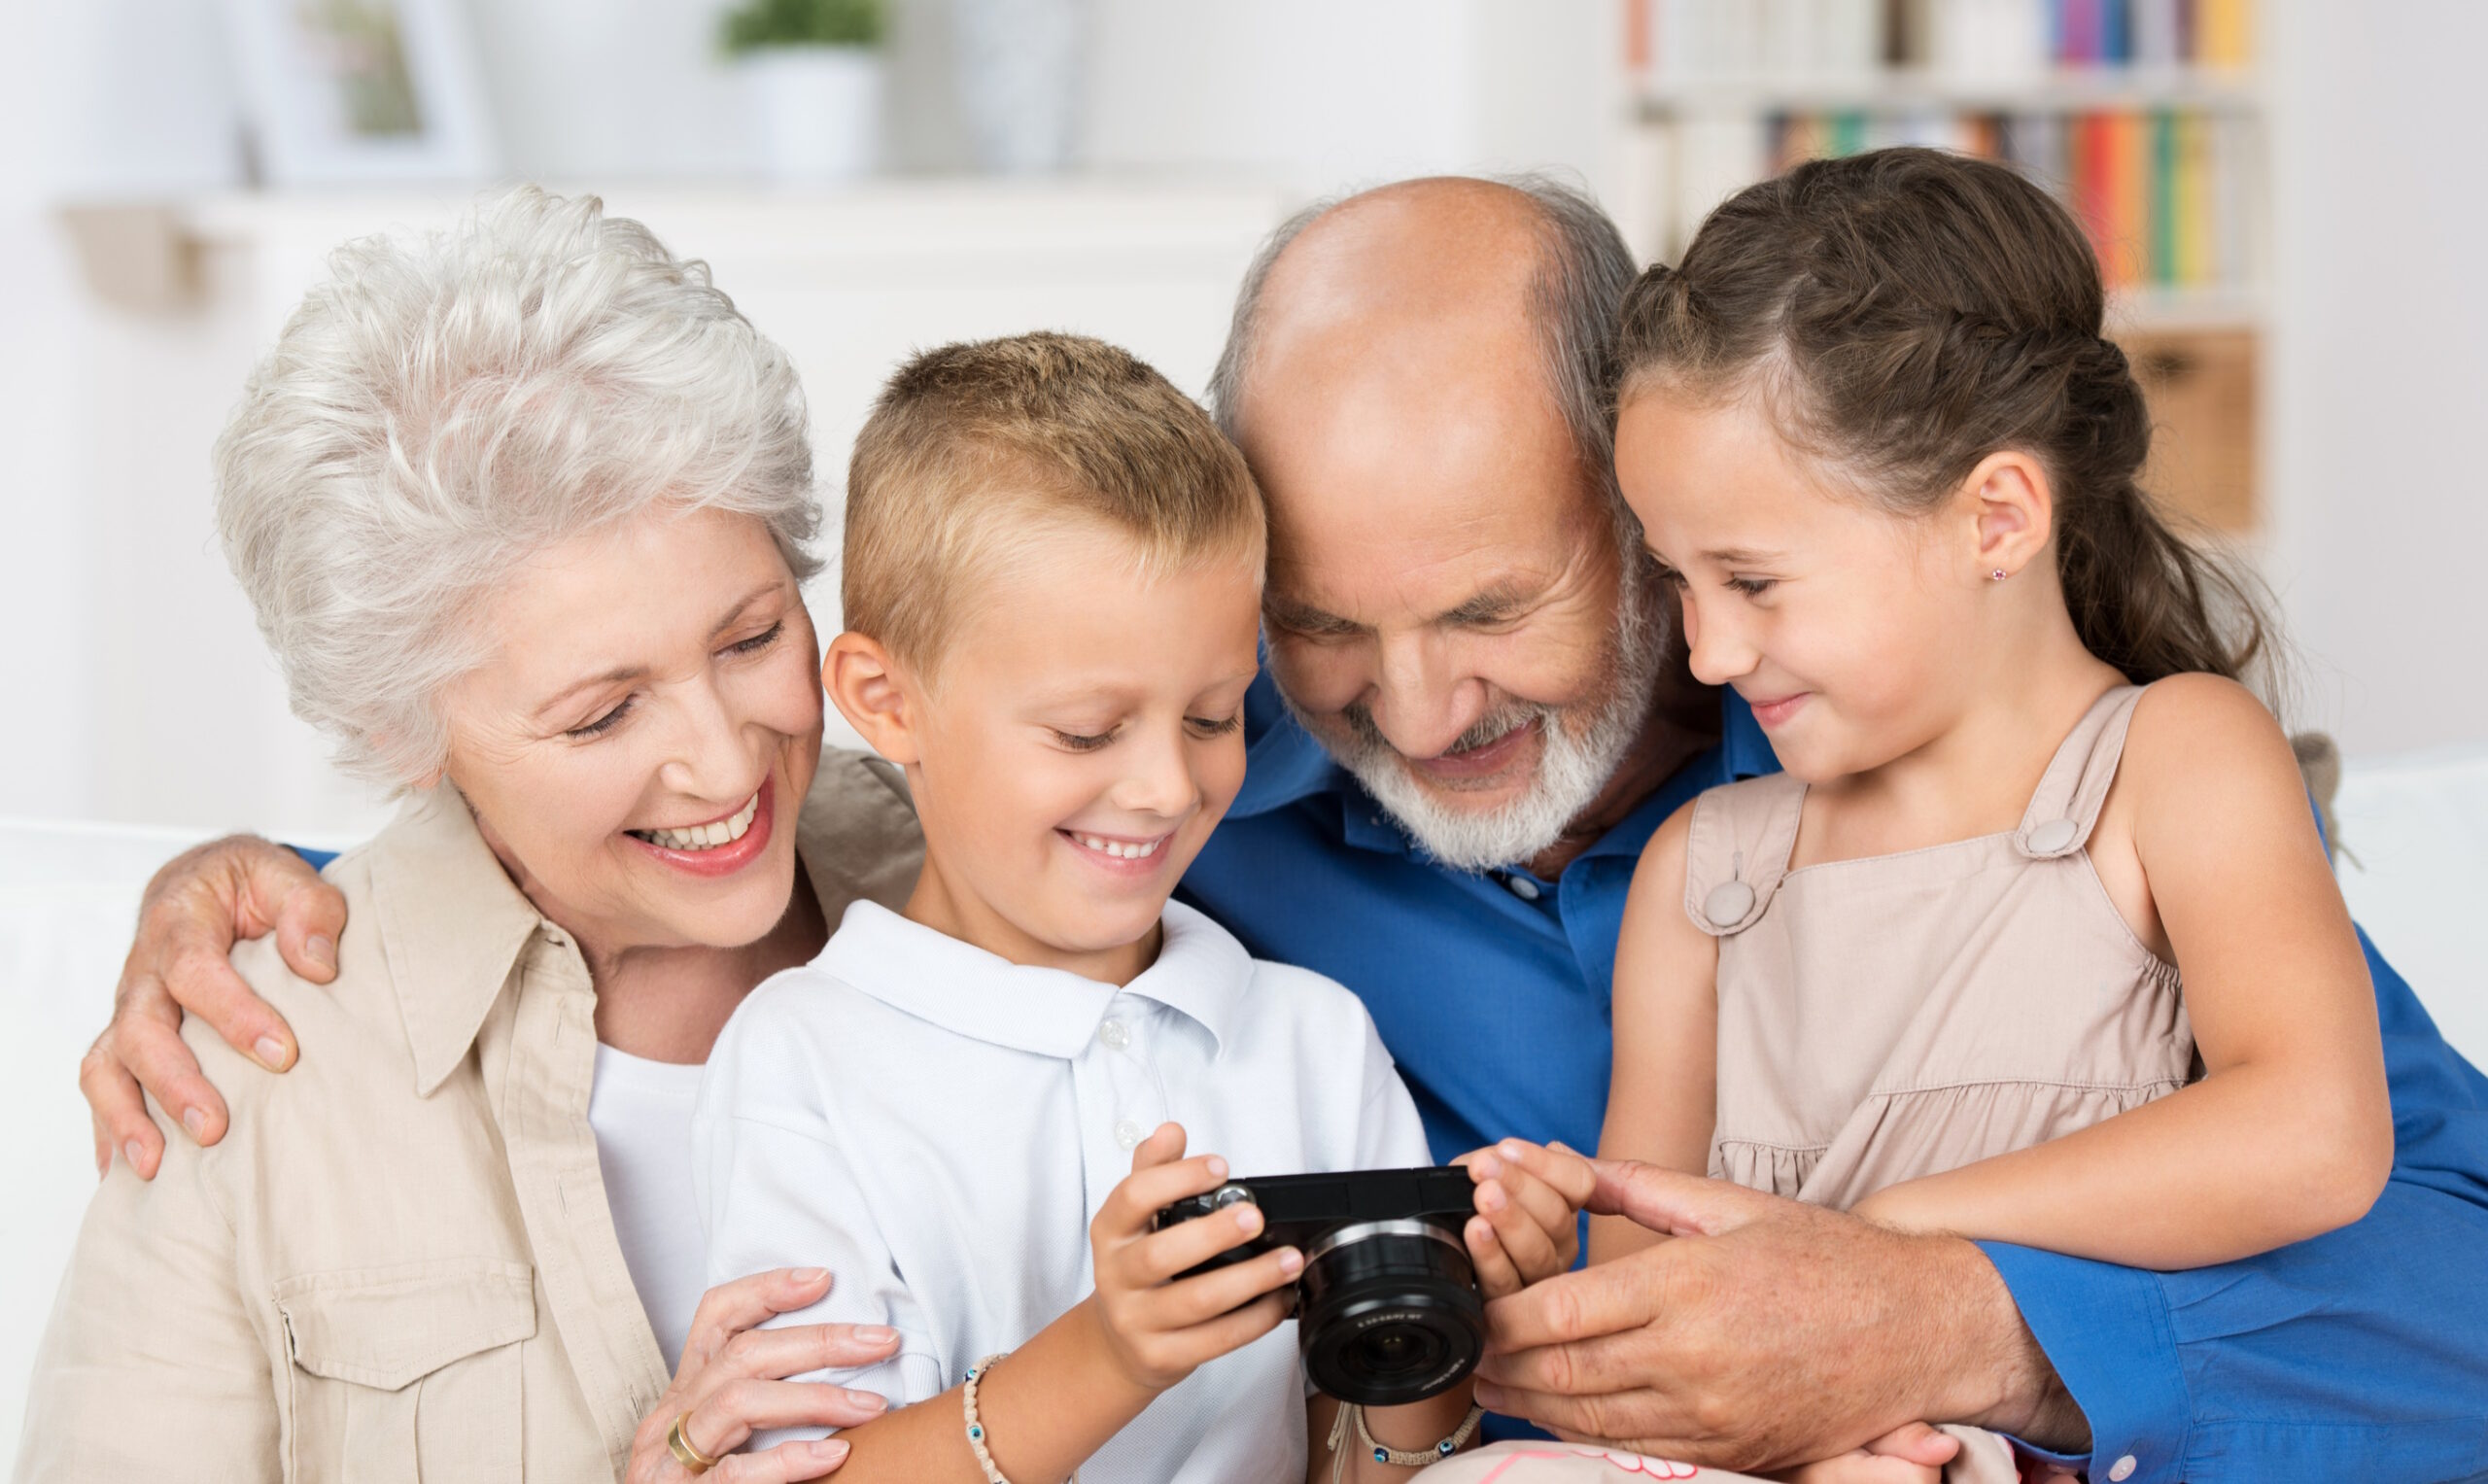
[1989,569,2008,582]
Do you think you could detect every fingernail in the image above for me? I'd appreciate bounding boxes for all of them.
[181,1107,206,1140]
[845,1390,888,1413]
[122,1140,144,1171]
[1233,1204,1262,1232]
[1206,1155,1227,1180]
[1474,1380,1506,1407]
[855,1325,898,1344]
[1501,1139,1527,1160]
[253,1036,290,1071]
[1279,1247,1304,1275]
[809,1439,851,1464]
[1474,1154,1502,1180]
[1479,1182,1507,1212]
[792,1266,829,1284]
[307,934,336,968]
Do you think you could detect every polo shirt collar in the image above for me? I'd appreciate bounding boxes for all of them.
[817,898,1254,1058]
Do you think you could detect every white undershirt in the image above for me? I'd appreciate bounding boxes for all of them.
[589,1041,708,1373]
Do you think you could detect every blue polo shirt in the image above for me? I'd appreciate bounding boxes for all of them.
[1178,674,2488,1481]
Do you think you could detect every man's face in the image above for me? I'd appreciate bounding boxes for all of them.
[1243,349,1663,871]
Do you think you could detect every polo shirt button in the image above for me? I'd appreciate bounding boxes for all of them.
[2027,816,2079,853]
[1113,1119,1143,1151]
[2108,1456,2137,1481]
[1098,1019,1130,1051]
[1504,875,1541,901]
[1703,880,1755,927]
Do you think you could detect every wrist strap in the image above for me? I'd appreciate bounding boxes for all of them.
[1326,1399,1486,1478]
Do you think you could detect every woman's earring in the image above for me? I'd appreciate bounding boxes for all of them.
[1989,569,2008,582]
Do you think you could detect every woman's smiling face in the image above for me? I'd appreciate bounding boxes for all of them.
[440,504,824,957]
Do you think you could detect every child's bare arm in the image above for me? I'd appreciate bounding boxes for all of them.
[818,1124,1297,1483]
[1855,676,2393,1268]
[1592,802,1721,1266]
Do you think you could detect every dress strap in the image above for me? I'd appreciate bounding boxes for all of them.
[1682,774,1806,937]
[2014,684,2150,860]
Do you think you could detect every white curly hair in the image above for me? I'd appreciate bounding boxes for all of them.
[214,186,823,787]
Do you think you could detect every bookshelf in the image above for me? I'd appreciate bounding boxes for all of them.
[1612,0,2265,532]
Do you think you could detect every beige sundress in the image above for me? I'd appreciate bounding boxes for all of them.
[1420,685,2188,1484]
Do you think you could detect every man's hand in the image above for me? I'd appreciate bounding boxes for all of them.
[1470,1158,2089,1471]
[81,835,347,1180]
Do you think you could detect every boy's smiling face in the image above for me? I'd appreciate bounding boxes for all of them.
[827,515,1263,984]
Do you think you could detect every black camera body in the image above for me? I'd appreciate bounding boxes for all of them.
[1155,1165,1483,1406]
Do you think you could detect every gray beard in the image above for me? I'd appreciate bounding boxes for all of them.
[1285,569,1667,873]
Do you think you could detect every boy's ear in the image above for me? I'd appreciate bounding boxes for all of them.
[822,632,924,765]
[1961,449,2055,582]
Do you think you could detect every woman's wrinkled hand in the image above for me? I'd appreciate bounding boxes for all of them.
[626,1266,902,1484]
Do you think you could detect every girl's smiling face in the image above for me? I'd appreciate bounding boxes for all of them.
[1614,385,1993,784]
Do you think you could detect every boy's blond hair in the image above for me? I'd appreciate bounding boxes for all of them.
[843,331,1264,674]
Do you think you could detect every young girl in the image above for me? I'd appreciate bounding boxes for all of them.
[1434,149,2394,1483]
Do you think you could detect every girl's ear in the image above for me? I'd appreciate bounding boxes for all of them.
[1961,449,2056,582]
[822,632,925,766]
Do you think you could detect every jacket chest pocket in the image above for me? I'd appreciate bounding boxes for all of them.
[274,1258,536,1484]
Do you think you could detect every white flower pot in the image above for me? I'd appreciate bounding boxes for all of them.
[743,46,883,184]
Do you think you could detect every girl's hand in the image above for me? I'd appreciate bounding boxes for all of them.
[1768,1423,1959,1484]
[625,1266,901,1484]
[1457,1139,1600,1298]
[1087,1122,1302,1393]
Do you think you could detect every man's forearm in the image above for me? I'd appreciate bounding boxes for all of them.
[1920,1235,2091,1453]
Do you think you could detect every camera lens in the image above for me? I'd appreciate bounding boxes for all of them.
[1295,1220,1484,1406]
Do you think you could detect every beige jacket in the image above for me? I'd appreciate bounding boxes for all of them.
[16,750,924,1484]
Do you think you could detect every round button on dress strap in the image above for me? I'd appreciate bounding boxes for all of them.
[1703,880,1756,928]
[2025,817,2080,854]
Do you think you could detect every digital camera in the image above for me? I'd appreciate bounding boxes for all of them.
[1155,1165,1483,1406]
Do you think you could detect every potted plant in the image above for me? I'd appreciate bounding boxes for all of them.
[720,0,885,183]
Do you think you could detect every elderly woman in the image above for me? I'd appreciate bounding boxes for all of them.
[20,190,916,1482]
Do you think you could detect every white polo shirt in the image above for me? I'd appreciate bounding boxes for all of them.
[693,898,1432,1483]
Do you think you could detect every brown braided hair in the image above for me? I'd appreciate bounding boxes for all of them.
[1613,147,2274,693]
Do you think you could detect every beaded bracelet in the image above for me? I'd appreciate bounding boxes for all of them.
[963,1353,1081,1484]
[1325,1399,1486,1478]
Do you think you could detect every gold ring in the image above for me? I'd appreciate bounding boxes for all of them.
[668,1411,721,1475]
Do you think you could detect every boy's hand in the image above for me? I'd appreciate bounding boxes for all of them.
[1087,1122,1301,1394]
[1456,1139,1599,1298]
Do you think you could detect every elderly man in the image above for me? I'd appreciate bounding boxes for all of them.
[85,178,2488,1481]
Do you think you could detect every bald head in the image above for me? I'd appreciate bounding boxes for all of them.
[1206,175,1672,873]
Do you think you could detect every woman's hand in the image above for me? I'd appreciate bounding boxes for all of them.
[1087,1122,1301,1393]
[83,834,347,1179]
[627,1266,903,1484]
[1457,1139,1599,1297]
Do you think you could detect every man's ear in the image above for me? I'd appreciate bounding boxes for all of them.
[822,632,924,765]
[1959,449,2055,583]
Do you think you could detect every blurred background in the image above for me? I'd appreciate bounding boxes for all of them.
[2,0,2485,1445]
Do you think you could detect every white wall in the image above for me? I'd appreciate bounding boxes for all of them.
[2264,0,2488,754]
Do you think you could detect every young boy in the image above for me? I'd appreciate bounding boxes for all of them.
[692,333,1581,1484]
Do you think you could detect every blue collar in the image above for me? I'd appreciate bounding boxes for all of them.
[1227,676,1778,867]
